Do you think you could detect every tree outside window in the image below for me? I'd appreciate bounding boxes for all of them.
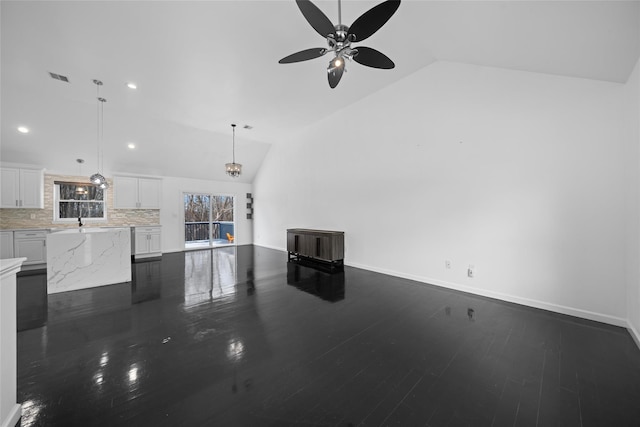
[55,182,106,221]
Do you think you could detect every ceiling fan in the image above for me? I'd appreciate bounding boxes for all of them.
[279,0,401,89]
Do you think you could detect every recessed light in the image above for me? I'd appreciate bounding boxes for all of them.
[127,143,136,149]
[17,126,29,134]
[126,82,137,90]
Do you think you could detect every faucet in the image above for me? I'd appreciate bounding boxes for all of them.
[78,217,83,227]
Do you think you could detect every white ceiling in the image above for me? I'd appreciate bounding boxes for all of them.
[1,0,639,183]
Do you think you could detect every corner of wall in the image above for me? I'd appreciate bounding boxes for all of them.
[629,323,640,351]
[624,57,640,347]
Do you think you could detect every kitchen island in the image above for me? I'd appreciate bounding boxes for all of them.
[46,227,131,294]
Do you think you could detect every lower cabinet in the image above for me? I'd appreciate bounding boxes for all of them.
[133,226,162,259]
[0,231,14,259]
[14,230,47,265]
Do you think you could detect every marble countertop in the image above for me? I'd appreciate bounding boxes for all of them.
[47,228,132,294]
[0,228,51,232]
[0,257,27,276]
[1,225,161,232]
[51,227,132,234]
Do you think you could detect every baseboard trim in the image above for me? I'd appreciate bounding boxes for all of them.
[239,245,635,333]
[345,261,628,328]
[1,404,21,427]
[254,243,285,252]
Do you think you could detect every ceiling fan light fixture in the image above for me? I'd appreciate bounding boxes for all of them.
[328,55,346,73]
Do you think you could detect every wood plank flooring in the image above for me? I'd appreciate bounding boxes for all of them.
[16,245,640,426]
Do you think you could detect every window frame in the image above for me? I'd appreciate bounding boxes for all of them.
[53,182,108,223]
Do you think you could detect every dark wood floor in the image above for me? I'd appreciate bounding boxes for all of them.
[16,245,640,426]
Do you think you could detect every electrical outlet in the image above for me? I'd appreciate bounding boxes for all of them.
[30,213,36,220]
[468,265,475,278]
[445,260,451,269]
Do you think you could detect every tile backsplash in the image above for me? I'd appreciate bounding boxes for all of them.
[0,174,160,229]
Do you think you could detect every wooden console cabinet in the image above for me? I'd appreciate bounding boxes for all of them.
[286,229,344,269]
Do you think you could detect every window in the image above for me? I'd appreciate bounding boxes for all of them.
[54,182,106,222]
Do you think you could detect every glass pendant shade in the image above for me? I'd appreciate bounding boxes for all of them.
[90,173,106,186]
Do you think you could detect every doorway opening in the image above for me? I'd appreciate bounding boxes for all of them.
[184,193,235,249]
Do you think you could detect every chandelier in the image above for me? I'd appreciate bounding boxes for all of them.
[225,123,242,178]
[90,79,108,189]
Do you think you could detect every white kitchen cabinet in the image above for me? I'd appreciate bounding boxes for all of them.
[137,178,161,209]
[113,176,161,209]
[113,176,137,208]
[0,167,44,208]
[0,231,14,259]
[0,169,19,208]
[134,226,161,259]
[14,230,47,265]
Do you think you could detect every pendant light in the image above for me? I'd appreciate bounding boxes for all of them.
[75,159,87,195]
[225,124,242,178]
[89,79,109,189]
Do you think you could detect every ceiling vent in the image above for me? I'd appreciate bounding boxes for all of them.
[48,72,69,83]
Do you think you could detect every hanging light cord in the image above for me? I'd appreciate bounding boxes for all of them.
[96,82,100,172]
[99,96,105,173]
[94,79,106,174]
[232,124,236,164]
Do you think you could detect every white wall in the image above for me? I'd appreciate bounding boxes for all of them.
[254,61,631,325]
[625,58,640,344]
[160,176,253,253]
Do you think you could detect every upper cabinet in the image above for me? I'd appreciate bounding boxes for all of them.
[0,167,44,209]
[113,175,161,209]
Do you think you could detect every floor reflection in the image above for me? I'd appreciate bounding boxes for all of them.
[286,262,345,302]
[183,247,237,308]
[131,260,162,304]
[16,270,47,331]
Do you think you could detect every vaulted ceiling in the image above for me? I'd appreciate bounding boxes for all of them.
[1,1,639,183]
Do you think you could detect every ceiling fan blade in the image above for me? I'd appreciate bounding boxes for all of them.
[327,63,344,89]
[279,48,327,64]
[353,47,395,69]
[296,0,337,38]
[348,0,400,42]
